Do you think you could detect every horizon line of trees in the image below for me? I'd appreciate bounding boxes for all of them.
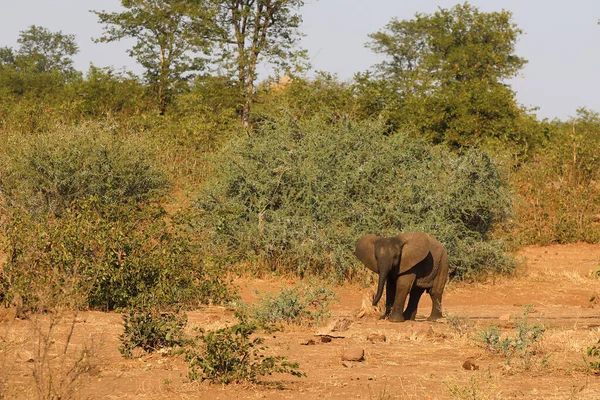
[1,2,590,153]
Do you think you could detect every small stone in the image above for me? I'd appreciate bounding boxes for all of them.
[316,317,352,337]
[341,361,353,368]
[406,322,434,340]
[18,351,34,363]
[320,336,332,343]
[331,317,352,332]
[462,359,479,370]
[367,333,386,343]
[341,348,365,362]
[299,339,316,346]
[499,314,511,321]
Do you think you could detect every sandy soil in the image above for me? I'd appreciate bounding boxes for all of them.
[2,243,600,399]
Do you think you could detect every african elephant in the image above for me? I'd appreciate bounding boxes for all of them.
[354,232,449,322]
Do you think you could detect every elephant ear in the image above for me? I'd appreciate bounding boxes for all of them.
[397,232,431,274]
[354,234,380,273]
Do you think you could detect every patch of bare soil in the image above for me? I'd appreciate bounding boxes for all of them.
[2,243,600,399]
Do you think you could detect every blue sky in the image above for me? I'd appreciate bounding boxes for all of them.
[1,0,599,120]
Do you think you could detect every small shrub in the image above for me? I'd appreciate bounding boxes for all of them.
[446,375,496,400]
[477,308,546,365]
[29,312,97,400]
[183,315,305,384]
[119,309,188,358]
[446,314,473,338]
[586,340,600,374]
[244,282,336,328]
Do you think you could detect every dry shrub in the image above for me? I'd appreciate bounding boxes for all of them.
[356,289,386,319]
[513,108,600,245]
[28,311,97,400]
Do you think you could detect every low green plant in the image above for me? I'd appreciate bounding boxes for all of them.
[585,340,600,374]
[446,314,473,338]
[477,308,546,365]
[119,309,188,358]
[446,375,497,400]
[588,268,600,279]
[183,315,305,384]
[244,282,337,328]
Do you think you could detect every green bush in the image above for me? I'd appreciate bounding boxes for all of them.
[243,282,336,328]
[196,115,514,281]
[119,309,188,358]
[183,316,305,384]
[0,202,233,310]
[477,308,546,363]
[0,122,169,216]
[586,340,600,374]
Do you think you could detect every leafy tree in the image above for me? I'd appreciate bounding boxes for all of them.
[215,0,309,126]
[92,0,218,113]
[253,72,361,122]
[75,65,149,117]
[363,2,539,153]
[0,25,80,80]
[0,26,82,132]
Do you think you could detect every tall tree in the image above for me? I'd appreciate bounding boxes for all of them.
[0,25,80,79]
[92,0,218,114]
[364,2,532,149]
[216,0,308,127]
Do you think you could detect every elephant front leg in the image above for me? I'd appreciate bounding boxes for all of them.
[389,272,416,322]
[403,286,425,321]
[381,276,397,319]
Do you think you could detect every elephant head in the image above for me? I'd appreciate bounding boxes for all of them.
[354,233,431,306]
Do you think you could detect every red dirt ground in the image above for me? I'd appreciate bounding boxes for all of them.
[2,243,600,399]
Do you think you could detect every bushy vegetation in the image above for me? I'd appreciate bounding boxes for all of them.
[0,123,233,310]
[243,282,337,328]
[586,340,600,374]
[183,316,305,384]
[196,115,514,281]
[119,309,188,358]
[1,201,233,310]
[513,108,600,245]
[0,123,169,216]
[477,308,546,365]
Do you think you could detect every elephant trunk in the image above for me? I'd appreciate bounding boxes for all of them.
[372,270,387,306]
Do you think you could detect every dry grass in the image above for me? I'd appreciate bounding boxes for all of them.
[1,309,99,400]
[355,289,386,319]
[28,311,97,399]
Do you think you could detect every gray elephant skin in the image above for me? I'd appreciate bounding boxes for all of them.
[354,232,449,322]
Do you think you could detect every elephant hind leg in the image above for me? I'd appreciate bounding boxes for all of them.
[427,290,443,321]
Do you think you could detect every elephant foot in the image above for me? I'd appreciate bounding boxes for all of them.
[403,310,417,321]
[388,313,405,323]
[427,314,442,322]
